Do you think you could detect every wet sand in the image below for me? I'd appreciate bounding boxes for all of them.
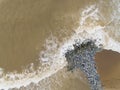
[11,68,90,90]
[0,0,120,90]
[95,50,120,90]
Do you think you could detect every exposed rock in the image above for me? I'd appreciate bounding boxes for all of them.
[65,39,103,90]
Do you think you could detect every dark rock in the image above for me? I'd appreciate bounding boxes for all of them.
[65,39,103,90]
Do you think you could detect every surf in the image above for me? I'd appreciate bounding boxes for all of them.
[0,0,120,89]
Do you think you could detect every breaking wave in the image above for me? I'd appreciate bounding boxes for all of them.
[0,1,120,89]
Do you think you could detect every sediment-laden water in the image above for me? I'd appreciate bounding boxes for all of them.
[0,0,120,90]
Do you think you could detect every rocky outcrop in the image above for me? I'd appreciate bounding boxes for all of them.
[65,39,103,90]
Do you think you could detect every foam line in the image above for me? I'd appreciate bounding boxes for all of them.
[0,3,120,89]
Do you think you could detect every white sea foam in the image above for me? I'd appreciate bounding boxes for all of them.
[0,2,120,90]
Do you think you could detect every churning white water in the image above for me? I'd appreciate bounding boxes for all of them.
[0,0,120,89]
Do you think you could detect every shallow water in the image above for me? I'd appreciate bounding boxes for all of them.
[0,0,120,90]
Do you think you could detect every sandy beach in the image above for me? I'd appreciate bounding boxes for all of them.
[0,0,120,90]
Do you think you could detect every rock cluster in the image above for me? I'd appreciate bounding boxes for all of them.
[65,40,103,90]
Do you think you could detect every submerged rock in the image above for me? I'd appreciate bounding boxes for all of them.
[65,39,103,90]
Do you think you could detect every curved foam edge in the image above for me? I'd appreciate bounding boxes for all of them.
[0,3,120,90]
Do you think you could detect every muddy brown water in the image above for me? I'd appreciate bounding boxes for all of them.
[0,0,85,72]
[0,0,112,73]
[0,0,119,90]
